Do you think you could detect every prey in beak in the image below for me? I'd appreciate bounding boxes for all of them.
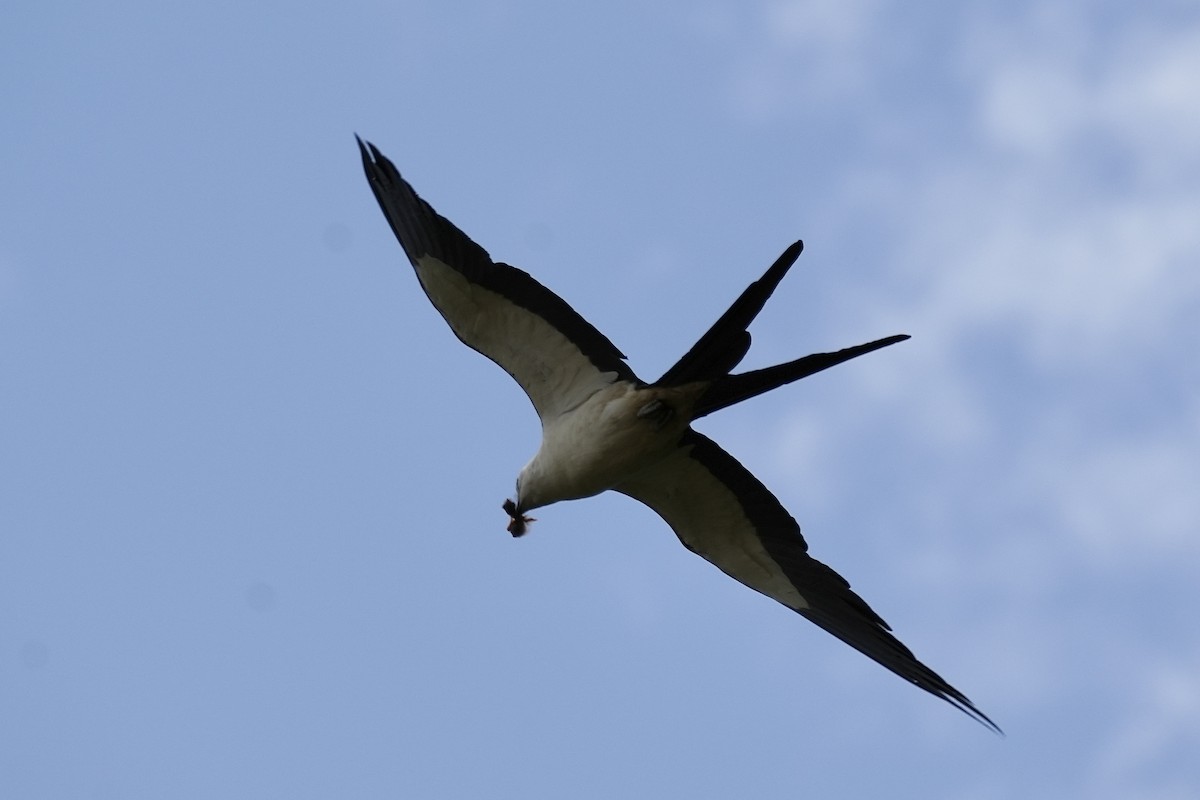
[502,499,535,537]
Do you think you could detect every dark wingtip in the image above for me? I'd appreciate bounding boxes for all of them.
[982,715,1005,736]
[357,134,378,175]
[356,134,388,171]
[958,700,1004,736]
[922,672,1002,734]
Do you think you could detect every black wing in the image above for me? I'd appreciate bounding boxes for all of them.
[617,430,999,731]
[359,137,638,420]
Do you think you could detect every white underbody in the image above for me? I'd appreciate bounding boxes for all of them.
[515,381,700,512]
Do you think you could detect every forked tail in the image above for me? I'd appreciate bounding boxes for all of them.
[689,334,908,419]
[653,241,909,419]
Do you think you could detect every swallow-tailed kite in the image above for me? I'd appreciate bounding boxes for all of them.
[358,137,997,731]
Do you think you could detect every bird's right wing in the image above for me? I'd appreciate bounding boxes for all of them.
[359,138,638,420]
[616,430,998,731]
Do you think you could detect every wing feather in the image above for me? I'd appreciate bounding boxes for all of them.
[617,430,998,731]
[359,138,638,419]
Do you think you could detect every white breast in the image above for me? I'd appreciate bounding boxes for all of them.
[517,382,695,510]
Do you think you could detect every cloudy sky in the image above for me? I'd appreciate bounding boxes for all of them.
[3,1,1198,797]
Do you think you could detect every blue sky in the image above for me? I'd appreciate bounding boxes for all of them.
[3,1,1198,797]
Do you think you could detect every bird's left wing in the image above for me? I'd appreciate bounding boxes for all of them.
[359,138,637,420]
[616,430,998,730]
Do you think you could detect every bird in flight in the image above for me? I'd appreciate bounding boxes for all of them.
[357,137,997,731]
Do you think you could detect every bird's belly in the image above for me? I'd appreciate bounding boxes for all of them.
[539,384,691,501]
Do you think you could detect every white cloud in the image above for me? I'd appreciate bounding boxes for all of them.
[726,5,1200,773]
[862,7,1200,588]
[891,7,1200,572]
[950,11,1200,365]
[907,178,1200,367]
[972,12,1200,176]
[717,1,1200,367]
